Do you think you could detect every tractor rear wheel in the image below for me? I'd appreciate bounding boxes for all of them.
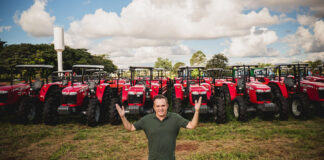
[291,93,310,119]
[213,97,226,124]
[172,98,183,115]
[17,97,42,124]
[273,95,289,120]
[109,98,121,125]
[87,99,101,127]
[232,96,248,122]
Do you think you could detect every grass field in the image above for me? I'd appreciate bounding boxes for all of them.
[0,115,323,160]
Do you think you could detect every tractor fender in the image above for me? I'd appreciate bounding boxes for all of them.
[268,82,288,98]
[201,83,212,100]
[150,83,160,99]
[223,82,237,101]
[96,84,109,104]
[40,84,60,102]
[173,84,184,100]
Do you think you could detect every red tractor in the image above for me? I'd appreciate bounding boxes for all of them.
[13,65,63,124]
[0,66,30,116]
[271,63,324,118]
[43,65,110,126]
[172,66,226,123]
[109,66,166,124]
[221,65,288,121]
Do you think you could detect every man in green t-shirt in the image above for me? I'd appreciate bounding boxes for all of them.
[116,94,202,160]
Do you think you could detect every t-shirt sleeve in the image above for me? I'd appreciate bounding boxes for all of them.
[133,116,145,131]
[175,113,190,128]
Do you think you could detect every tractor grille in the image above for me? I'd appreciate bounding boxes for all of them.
[191,94,207,103]
[319,90,324,99]
[128,94,143,104]
[0,93,8,103]
[256,92,272,102]
[62,95,77,104]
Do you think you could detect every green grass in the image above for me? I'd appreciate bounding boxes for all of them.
[0,116,323,160]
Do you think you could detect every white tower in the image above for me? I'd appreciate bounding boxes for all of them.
[53,27,65,73]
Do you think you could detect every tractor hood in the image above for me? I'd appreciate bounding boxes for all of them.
[189,84,208,94]
[247,83,271,92]
[128,85,145,95]
[62,84,88,95]
[0,84,29,93]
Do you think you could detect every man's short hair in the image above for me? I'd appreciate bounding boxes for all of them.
[153,94,168,104]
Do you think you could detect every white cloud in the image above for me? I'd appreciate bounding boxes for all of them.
[297,15,318,26]
[283,20,324,55]
[223,26,279,58]
[0,26,12,32]
[245,0,324,17]
[66,0,278,40]
[15,0,55,37]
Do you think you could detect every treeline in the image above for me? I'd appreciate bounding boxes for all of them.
[0,40,117,79]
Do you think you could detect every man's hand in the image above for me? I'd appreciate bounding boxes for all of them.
[116,104,125,118]
[116,104,136,131]
[194,96,202,112]
[187,96,202,129]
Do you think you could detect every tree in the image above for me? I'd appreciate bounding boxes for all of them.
[173,62,185,75]
[154,57,173,71]
[190,50,206,66]
[206,53,228,69]
[306,59,323,72]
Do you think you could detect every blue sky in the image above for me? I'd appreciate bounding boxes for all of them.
[0,0,323,68]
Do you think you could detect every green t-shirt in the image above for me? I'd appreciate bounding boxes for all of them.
[134,112,189,160]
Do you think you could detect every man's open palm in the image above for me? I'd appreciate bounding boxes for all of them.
[194,96,202,112]
[116,104,125,117]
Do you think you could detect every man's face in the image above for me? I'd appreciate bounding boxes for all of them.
[153,98,168,117]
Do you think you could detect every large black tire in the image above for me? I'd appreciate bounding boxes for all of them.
[213,97,226,124]
[273,95,289,120]
[221,85,231,106]
[87,99,102,127]
[232,96,248,122]
[109,98,121,125]
[43,89,61,125]
[100,88,111,123]
[172,98,183,115]
[17,97,43,124]
[291,93,310,119]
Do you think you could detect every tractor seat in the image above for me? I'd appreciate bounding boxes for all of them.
[88,81,96,90]
[32,79,43,91]
[62,79,68,86]
[237,78,244,90]
[284,77,294,88]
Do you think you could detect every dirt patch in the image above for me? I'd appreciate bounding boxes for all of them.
[176,142,199,152]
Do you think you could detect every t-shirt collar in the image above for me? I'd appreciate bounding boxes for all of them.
[153,112,170,121]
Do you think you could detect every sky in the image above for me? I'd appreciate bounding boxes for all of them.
[0,0,324,68]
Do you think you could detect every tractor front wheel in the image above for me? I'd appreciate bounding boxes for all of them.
[273,95,289,120]
[109,98,121,125]
[213,97,226,124]
[17,97,42,124]
[87,99,102,127]
[232,96,248,122]
[221,86,231,106]
[291,94,310,119]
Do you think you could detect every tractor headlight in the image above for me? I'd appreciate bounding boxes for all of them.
[256,90,264,93]
[69,92,77,95]
[136,92,143,95]
[128,91,135,95]
[319,87,324,91]
[201,91,206,94]
[0,90,8,94]
[192,91,199,95]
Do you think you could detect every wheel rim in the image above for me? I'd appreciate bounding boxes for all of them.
[27,105,36,121]
[95,105,100,122]
[292,100,301,116]
[233,102,239,118]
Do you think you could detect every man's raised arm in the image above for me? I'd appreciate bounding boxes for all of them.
[116,104,136,131]
[186,96,202,129]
